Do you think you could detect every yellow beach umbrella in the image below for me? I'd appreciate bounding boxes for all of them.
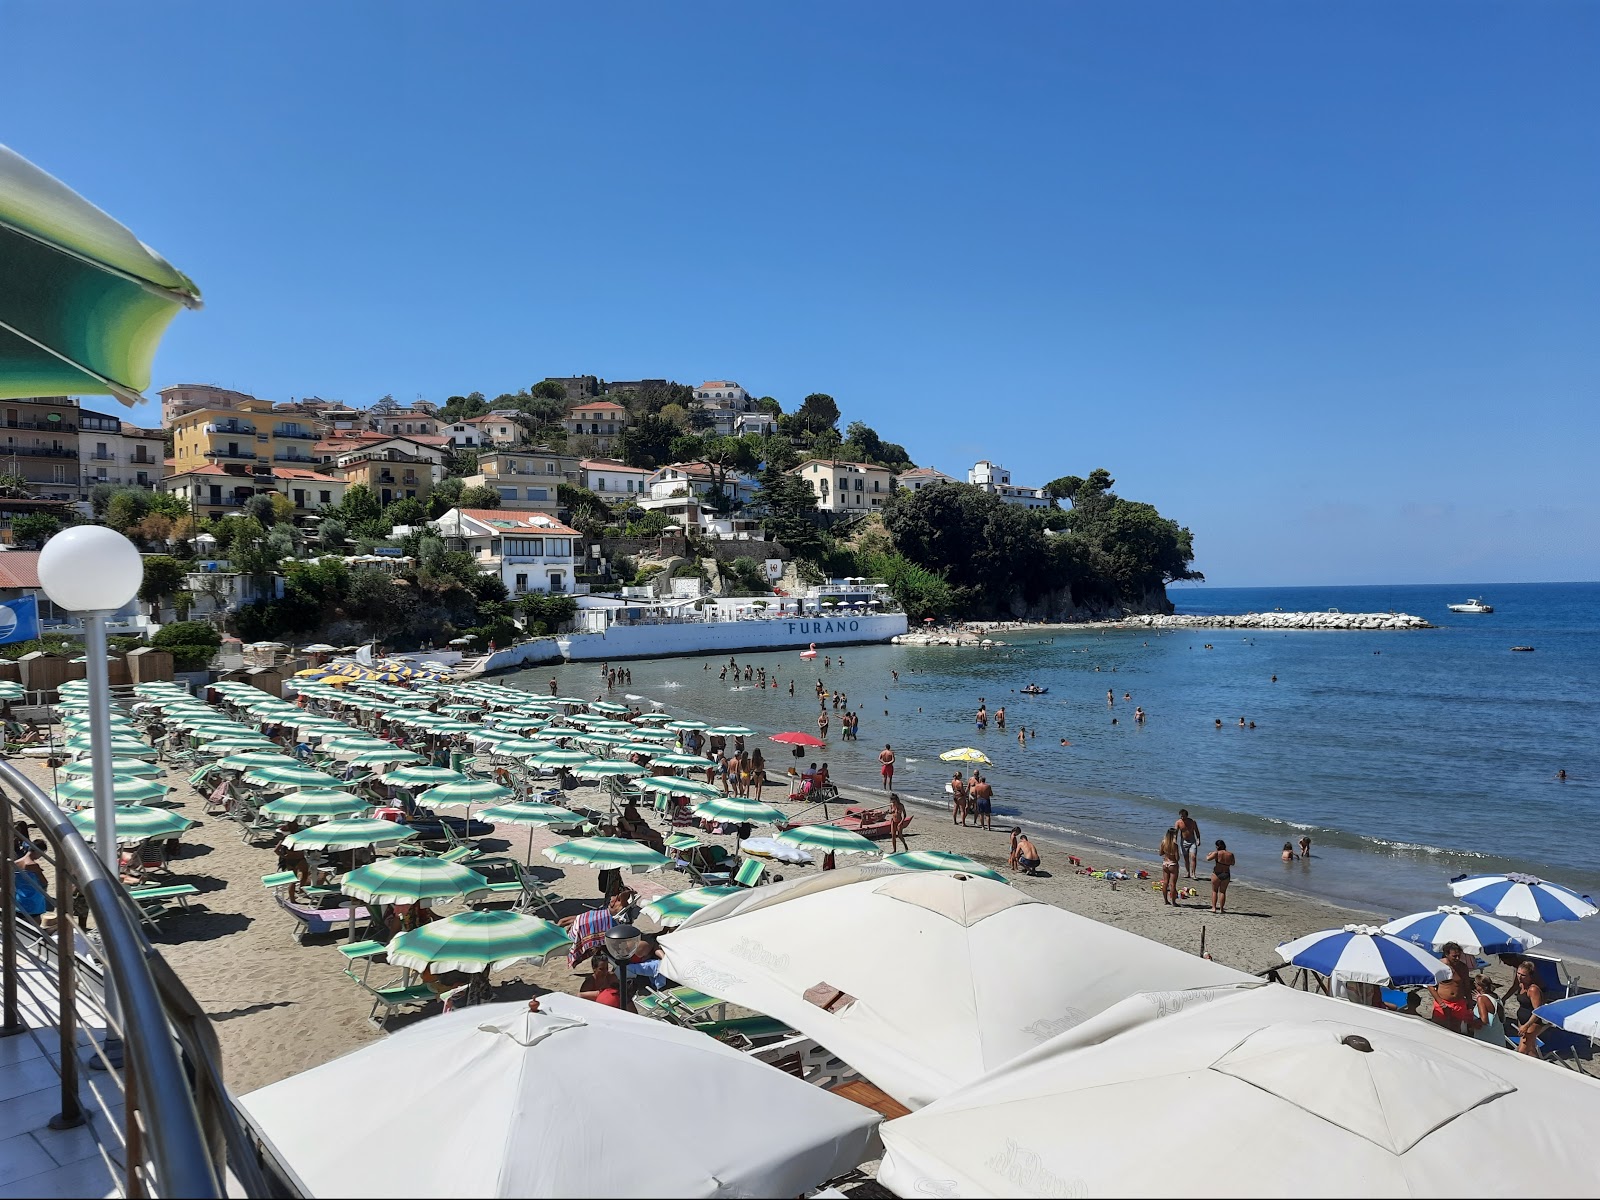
[939,748,992,765]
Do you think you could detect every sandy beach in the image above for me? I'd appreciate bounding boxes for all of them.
[12,727,1454,1096]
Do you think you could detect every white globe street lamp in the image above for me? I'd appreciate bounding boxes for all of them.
[39,526,144,875]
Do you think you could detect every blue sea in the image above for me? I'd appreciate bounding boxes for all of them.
[511,582,1600,961]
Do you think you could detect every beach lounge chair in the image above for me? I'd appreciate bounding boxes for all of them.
[691,1014,796,1049]
[731,858,765,889]
[276,891,372,945]
[338,940,437,1029]
[635,986,729,1026]
[129,883,199,930]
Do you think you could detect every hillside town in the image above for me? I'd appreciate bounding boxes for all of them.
[0,377,1199,654]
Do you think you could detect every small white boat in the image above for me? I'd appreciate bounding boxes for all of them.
[1448,598,1494,614]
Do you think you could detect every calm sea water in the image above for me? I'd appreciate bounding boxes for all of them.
[512,582,1600,960]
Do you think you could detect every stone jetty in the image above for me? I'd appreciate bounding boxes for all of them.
[1113,611,1433,631]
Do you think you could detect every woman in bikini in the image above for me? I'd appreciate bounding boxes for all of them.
[1159,828,1181,905]
[1204,839,1235,914]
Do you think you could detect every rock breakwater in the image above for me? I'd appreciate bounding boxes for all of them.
[1113,611,1433,631]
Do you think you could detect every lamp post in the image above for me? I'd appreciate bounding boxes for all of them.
[603,922,641,1013]
[38,526,144,1070]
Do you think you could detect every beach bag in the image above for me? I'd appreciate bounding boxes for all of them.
[14,872,48,917]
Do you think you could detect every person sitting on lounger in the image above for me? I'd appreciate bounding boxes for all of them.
[580,956,622,1008]
[617,801,665,854]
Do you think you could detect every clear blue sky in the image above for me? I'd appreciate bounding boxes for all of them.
[9,2,1597,586]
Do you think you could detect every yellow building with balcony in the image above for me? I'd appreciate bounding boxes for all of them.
[170,398,323,473]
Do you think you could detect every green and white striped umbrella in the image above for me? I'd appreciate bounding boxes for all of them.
[0,142,202,404]
[415,779,514,808]
[61,715,140,732]
[570,759,647,780]
[477,801,571,827]
[632,713,674,724]
[69,804,193,845]
[281,818,417,851]
[437,704,484,717]
[650,754,717,770]
[551,696,589,705]
[242,762,341,790]
[420,720,481,735]
[587,701,631,715]
[691,796,787,826]
[575,718,633,731]
[197,736,280,755]
[640,776,723,799]
[0,681,24,700]
[532,726,576,739]
[478,736,555,756]
[320,738,391,757]
[384,765,468,790]
[883,850,1006,883]
[215,752,295,772]
[385,909,571,974]
[56,776,173,807]
[664,720,708,732]
[260,790,369,822]
[641,886,740,928]
[775,824,880,856]
[618,742,668,757]
[347,748,426,768]
[337,857,489,905]
[63,735,152,757]
[58,757,162,779]
[707,725,757,737]
[542,837,670,871]
[531,749,593,767]
[576,731,634,747]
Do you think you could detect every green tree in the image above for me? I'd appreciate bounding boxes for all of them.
[244,493,278,526]
[139,555,186,616]
[616,414,679,469]
[337,483,383,531]
[383,496,428,530]
[531,380,568,401]
[10,513,61,548]
[521,591,577,635]
[458,485,501,509]
[754,468,824,561]
[318,516,348,549]
[0,472,32,498]
[792,393,840,437]
[105,489,151,533]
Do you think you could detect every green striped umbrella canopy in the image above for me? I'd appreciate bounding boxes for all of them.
[415,779,514,808]
[63,735,151,756]
[883,850,1006,883]
[320,738,391,757]
[347,748,426,768]
[437,704,484,716]
[531,749,593,767]
[532,726,576,739]
[542,837,670,871]
[281,818,417,851]
[69,805,193,845]
[586,701,631,715]
[421,720,481,735]
[665,720,708,731]
[386,910,571,974]
[641,886,741,928]
[480,737,555,756]
[384,765,468,790]
[57,756,162,779]
[551,696,589,705]
[197,736,280,755]
[243,762,340,790]
[0,681,24,700]
[632,713,674,724]
[618,742,669,757]
[336,857,489,905]
[775,824,880,856]
[60,714,140,732]
[215,752,295,772]
[707,725,758,737]
[570,759,648,780]
[626,728,676,742]
[260,790,369,822]
[56,776,173,807]
[640,776,723,799]
[574,717,633,731]
[576,731,634,747]
[650,754,718,770]
[691,796,787,825]
[477,802,572,827]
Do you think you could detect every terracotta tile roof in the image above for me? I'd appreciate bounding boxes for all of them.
[896,467,949,478]
[0,551,42,589]
[788,459,890,473]
[454,509,580,536]
[580,458,649,473]
[697,381,740,390]
[164,463,339,482]
[567,401,627,414]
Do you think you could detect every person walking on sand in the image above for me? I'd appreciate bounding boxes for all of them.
[888,792,910,853]
[1159,828,1181,905]
[879,744,896,790]
[1176,809,1200,879]
[1205,840,1235,914]
[951,770,968,825]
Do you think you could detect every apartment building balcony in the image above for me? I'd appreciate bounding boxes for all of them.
[203,422,257,436]
[2,417,77,432]
[84,450,118,462]
[5,444,79,459]
[204,447,259,462]
[272,452,317,464]
[272,427,319,440]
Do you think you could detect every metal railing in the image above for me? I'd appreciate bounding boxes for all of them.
[1,759,279,1198]
[6,445,80,459]
[2,417,78,432]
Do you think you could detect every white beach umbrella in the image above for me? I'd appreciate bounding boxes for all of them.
[657,867,1251,1109]
[238,995,880,1197]
[877,983,1600,1198]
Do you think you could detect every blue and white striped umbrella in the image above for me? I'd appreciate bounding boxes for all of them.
[1379,905,1543,956]
[1533,994,1600,1039]
[1448,873,1598,923]
[1277,924,1451,986]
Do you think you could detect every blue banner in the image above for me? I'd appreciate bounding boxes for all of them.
[0,595,40,645]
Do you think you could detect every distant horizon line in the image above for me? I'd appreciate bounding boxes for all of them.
[1173,579,1600,590]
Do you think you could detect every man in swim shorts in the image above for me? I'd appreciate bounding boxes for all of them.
[879,744,895,790]
[1176,809,1200,879]
[971,772,994,830]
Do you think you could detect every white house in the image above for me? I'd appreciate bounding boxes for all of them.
[967,460,1055,509]
[693,380,750,406]
[562,401,629,454]
[580,458,651,497]
[636,462,759,535]
[788,459,895,513]
[693,380,770,438]
[895,466,957,493]
[430,507,582,596]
